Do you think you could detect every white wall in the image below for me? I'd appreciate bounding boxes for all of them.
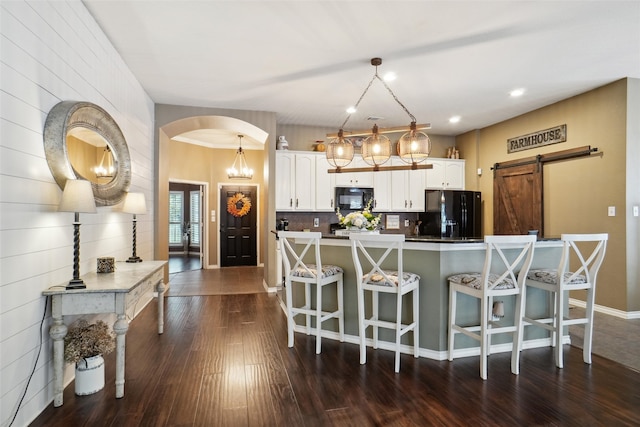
[0,1,154,426]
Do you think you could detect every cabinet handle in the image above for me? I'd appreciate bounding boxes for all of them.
[405,200,408,208]
[374,199,377,208]
[290,198,293,207]
[296,198,299,208]
[410,200,413,208]
[331,199,333,208]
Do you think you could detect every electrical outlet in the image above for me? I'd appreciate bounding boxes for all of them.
[608,206,616,217]
[634,206,639,217]
[313,217,319,227]
[404,219,410,227]
[211,210,216,222]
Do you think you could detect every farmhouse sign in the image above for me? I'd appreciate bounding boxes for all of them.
[507,124,566,153]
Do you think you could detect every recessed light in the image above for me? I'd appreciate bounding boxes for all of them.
[510,88,525,97]
[449,116,461,124]
[346,106,357,114]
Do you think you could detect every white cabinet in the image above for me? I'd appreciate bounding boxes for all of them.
[372,167,392,211]
[334,157,373,187]
[390,157,425,211]
[425,159,465,190]
[275,152,315,211]
[315,155,335,211]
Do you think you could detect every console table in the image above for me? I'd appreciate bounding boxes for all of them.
[42,261,167,407]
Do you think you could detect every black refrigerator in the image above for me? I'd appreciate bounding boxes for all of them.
[419,190,482,238]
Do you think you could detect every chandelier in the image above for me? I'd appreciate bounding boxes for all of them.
[227,135,253,179]
[94,146,115,178]
[326,58,432,173]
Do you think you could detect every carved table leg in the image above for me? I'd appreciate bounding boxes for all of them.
[113,314,129,398]
[50,317,67,407]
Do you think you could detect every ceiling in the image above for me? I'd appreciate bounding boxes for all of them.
[82,1,640,150]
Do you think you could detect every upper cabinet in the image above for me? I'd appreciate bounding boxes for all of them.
[333,157,373,187]
[315,155,335,211]
[275,151,465,212]
[425,159,465,190]
[275,152,316,211]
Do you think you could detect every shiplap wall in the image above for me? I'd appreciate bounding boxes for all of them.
[0,1,154,425]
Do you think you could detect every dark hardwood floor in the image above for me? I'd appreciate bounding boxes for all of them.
[31,286,640,426]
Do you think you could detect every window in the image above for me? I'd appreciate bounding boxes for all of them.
[190,190,200,245]
[169,191,183,246]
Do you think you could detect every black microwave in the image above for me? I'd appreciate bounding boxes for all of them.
[335,187,374,211]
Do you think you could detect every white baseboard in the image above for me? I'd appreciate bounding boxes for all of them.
[284,316,561,361]
[569,298,640,320]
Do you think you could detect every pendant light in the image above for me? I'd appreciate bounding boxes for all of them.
[227,135,253,179]
[361,124,392,169]
[94,146,115,179]
[326,57,432,173]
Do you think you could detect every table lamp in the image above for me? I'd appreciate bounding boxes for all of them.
[122,192,146,263]
[58,179,97,289]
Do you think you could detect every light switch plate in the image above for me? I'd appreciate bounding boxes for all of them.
[608,206,615,217]
[313,218,319,227]
[634,206,639,217]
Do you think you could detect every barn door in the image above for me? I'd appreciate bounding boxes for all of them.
[493,163,543,235]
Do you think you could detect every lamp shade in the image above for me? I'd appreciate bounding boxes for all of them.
[122,192,147,215]
[326,130,354,169]
[361,125,391,167]
[58,180,97,213]
[398,126,432,164]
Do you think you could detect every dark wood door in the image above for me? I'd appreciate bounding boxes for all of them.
[493,163,543,235]
[220,185,257,266]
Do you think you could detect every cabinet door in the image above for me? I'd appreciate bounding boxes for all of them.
[406,167,425,211]
[315,155,335,211]
[372,168,391,211]
[444,160,465,189]
[390,161,409,211]
[334,157,373,187]
[425,159,445,189]
[275,152,295,210]
[294,154,315,210]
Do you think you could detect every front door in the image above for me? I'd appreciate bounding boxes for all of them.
[493,163,543,235]
[220,185,257,266]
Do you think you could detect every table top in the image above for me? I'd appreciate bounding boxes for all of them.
[43,260,167,295]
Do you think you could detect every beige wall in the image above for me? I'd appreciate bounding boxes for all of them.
[166,140,265,265]
[456,78,638,312]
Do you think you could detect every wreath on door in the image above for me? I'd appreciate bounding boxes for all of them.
[227,192,252,217]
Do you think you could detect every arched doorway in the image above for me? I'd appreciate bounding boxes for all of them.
[157,115,269,269]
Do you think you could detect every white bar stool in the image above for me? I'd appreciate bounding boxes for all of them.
[514,233,608,371]
[349,233,419,373]
[278,231,344,354]
[447,235,536,380]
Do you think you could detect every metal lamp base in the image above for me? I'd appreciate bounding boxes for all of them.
[66,279,86,290]
[126,256,143,263]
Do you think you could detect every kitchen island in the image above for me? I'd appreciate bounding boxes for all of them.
[280,235,562,360]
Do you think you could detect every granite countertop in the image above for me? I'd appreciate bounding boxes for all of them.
[321,233,558,243]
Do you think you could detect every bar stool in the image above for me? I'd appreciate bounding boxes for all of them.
[513,233,608,371]
[349,233,419,373]
[447,235,536,380]
[278,231,344,354]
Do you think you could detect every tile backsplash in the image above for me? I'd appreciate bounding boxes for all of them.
[275,211,421,236]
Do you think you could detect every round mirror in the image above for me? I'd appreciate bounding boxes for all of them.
[44,101,132,206]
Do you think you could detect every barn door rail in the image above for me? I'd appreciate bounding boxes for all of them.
[491,145,599,175]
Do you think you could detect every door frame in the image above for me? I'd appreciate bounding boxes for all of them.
[218,183,260,267]
[169,179,209,269]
